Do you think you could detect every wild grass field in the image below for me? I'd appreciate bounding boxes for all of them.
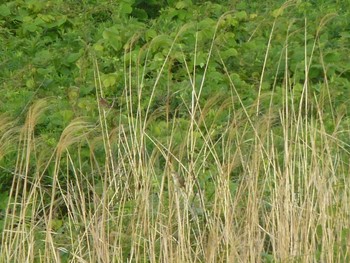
[1,1,350,262]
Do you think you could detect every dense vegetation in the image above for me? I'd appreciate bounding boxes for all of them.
[1,0,350,262]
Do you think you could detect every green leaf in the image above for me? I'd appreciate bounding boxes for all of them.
[93,43,104,52]
[195,51,207,68]
[220,48,238,59]
[68,87,79,101]
[324,52,341,63]
[103,28,122,51]
[51,219,63,231]
[26,0,44,13]
[33,50,52,66]
[198,18,216,29]
[150,35,173,52]
[272,8,283,18]
[55,16,67,27]
[21,14,43,32]
[67,52,81,64]
[26,78,35,89]
[80,85,94,96]
[37,14,55,23]
[250,13,258,19]
[235,11,247,21]
[102,74,118,88]
[0,192,9,210]
[23,23,39,32]
[60,110,74,124]
[119,3,133,15]
[37,67,53,75]
[0,5,10,17]
[175,1,188,9]
[145,29,157,41]
[132,8,148,20]
[77,98,95,112]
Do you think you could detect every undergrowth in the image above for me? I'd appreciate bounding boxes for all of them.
[1,8,350,263]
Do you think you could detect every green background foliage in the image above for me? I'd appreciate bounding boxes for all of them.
[1,0,350,261]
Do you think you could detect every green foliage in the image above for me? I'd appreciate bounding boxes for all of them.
[1,0,350,261]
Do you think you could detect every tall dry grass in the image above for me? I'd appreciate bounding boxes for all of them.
[1,13,349,263]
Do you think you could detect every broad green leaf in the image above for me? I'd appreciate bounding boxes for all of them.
[80,85,94,96]
[0,5,10,17]
[340,32,350,38]
[77,98,95,112]
[36,68,50,75]
[272,8,283,18]
[219,15,238,28]
[51,219,63,231]
[0,192,9,210]
[132,8,148,20]
[145,29,157,41]
[324,52,341,63]
[103,34,122,51]
[60,110,74,124]
[235,11,247,21]
[250,13,258,19]
[22,15,33,23]
[67,52,81,64]
[175,1,188,9]
[33,50,52,65]
[102,26,127,51]
[37,14,55,23]
[102,74,118,88]
[119,3,133,15]
[26,78,35,89]
[23,23,39,32]
[26,0,44,13]
[93,43,104,51]
[195,52,207,68]
[150,35,173,52]
[220,48,238,59]
[55,16,67,27]
[68,87,79,101]
[198,18,216,29]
